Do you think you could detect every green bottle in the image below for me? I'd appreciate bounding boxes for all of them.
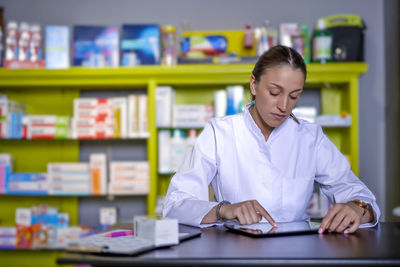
[312,19,332,63]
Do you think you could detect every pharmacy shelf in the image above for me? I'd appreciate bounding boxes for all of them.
[0,62,367,216]
[0,63,367,267]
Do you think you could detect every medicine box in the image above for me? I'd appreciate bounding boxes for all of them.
[121,24,161,66]
[73,25,119,67]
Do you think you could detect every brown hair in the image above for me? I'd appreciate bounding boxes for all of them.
[251,45,307,100]
[251,45,306,124]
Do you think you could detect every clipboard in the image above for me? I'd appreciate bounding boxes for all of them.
[66,228,201,256]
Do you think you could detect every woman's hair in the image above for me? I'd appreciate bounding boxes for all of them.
[251,45,306,124]
[251,45,307,100]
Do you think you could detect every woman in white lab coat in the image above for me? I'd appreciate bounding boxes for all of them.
[162,45,380,234]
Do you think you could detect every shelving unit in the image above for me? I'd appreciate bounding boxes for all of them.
[0,62,367,266]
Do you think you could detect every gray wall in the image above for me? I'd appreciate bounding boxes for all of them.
[0,0,397,221]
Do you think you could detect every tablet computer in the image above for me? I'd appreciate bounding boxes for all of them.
[224,221,321,237]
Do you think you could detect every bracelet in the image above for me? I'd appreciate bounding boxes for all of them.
[216,200,230,222]
[351,199,368,217]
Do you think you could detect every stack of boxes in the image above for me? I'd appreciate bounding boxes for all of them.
[0,94,149,140]
[0,154,12,194]
[24,115,70,139]
[1,153,149,196]
[0,95,26,139]
[72,95,148,139]
[7,173,48,195]
[0,227,16,249]
[47,163,91,195]
[73,98,114,139]
[108,161,150,195]
[14,205,87,249]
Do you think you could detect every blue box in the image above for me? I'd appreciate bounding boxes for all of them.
[121,24,161,66]
[73,25,120,67]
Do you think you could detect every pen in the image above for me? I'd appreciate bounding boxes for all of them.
[105,230,134,237]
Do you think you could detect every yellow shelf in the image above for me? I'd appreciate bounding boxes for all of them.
[0,62,367,267]
[0,62,367,215]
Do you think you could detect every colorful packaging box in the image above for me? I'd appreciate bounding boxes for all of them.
[279,23,310,63]
[0,154,13,194]
[73,25,119,67]
[99,207,117,231]
[120,24,161,66]
[25,115,70,139]
[48,163,91,195]
[7,173,48,195]
[90,153,107,195]
[0,95,26,139]
[45,25,70,69]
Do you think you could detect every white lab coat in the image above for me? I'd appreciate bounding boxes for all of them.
[163,103,380,228]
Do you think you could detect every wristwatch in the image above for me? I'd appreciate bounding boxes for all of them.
[216,200,230,222]
[351,199,369,216]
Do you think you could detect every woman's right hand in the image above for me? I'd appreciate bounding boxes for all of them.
[220,200,277,226]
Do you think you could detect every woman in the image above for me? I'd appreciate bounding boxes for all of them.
[162,45,380,234]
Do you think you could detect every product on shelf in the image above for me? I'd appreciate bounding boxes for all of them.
[45,25,70,69]
[156,86,175,128]
[161,25,177,66]
[180,35,228,58]
[7,173,48,195]
[90,153,107,195]
[279,23,310,63]
[318,14,365,62]
[14,204,90,249]
[158,128,199,174]
[5,21,18,61]
[73,25,119,67]
[158,130,171,174]
[24,115,70,139]
[214,90,227,118]
[255,20,278,56]
[111,97,128,138]
[73,98,114,139]
[29,23,42,62]
[108,161,149,195]
[312,18,332,63]
[292,106,318,123]
[226,85,244,115]
[47,163,91,195]
[3,20,45,68]
[73,95,148,139]
[0,227,17,249]
[99,207,117,231]
[172,104,214,128]
[0,95,26,139]
[0,153,13,194]
[128,94,149,138]
[170,129,186,173]
[315,114,351,127]
[0,22,3,67]
[121,24,161,66]
[243,23,254,49]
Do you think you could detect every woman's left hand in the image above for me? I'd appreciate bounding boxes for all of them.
[318,202,364,234]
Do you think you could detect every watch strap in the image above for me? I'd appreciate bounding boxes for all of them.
[216,200,230,222]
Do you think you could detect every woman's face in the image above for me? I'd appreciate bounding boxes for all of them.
[250,65,305,129]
